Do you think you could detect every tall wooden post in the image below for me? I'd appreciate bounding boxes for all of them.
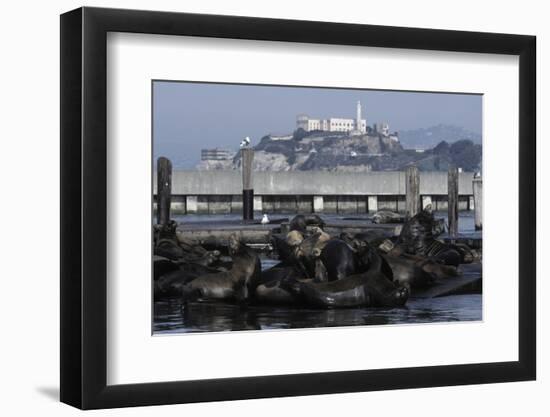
[448,166,459,237]
[473,176,483,231]
[241,148,254,221]
[157,157,172,225]
[405,165,420,218]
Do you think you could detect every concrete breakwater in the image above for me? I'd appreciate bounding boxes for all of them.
[153,170,478,215]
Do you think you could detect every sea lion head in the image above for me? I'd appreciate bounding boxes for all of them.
[399,207,435,253]
[310,226,322,234]
[305,214,326,228]
[311,227,331,243]
[289,214,307,234]
[286,230,304,247]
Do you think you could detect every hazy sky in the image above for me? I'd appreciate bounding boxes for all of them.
[153,81,482,168]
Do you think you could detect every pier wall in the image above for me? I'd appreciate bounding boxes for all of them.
[153,170,476,214]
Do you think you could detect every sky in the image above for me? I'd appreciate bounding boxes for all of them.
[153,81,482,168]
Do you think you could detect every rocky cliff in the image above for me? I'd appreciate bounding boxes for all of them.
[198,127,481,172]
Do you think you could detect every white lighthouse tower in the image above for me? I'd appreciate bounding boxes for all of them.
[351,100,366,135]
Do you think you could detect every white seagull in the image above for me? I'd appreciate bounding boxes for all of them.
[261,213,270,225]
[350,151,358,158]
[240,136,251,148]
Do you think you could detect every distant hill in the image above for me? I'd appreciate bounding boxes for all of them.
[237,129,404,172]
[196,127,482,173]
[398,124,481,150]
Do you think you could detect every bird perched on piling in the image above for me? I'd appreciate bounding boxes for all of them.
[261,214,270,225]
[240,136,251,148]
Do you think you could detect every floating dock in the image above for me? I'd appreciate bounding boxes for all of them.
[441,232,483,250]
[177,219,284,246]
[413,263,482,298]
[176,217,403,246]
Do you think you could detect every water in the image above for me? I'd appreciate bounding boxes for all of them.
[153,295,482,334]
[154,211,481,334]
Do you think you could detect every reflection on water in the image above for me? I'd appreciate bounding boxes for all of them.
[153,294,482,334]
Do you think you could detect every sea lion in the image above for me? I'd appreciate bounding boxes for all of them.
[286,230,304,247]
[154,263,222,300]
[288,214,326,235]
[254,266,306,305]
[317,238,395,283]
[417,258,459,280]
[318,239,361,281]
[314,258,329,283]
[289,214,308,234]
[180,234,261,304]
[154,221,185,260]
[153,256,180,281]
[293,229,332,278]
[182,250,221,267]
[394,206,465,267]
[304,214,326,229]
[311,227,331,249]
[292,249,409,308]
[175,232,208,256]
[154,221,222,263]
[271,229,328,279]
[382,255,436,291]
[271,231,303,263]
[372,210,405,224]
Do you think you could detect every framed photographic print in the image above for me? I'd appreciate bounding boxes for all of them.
[60,6,536,409]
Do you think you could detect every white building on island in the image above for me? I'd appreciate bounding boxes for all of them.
[296,101,367,134]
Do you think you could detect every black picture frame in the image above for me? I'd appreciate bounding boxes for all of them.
[60,6,536,410]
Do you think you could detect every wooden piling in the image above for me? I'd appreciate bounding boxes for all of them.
[241,148,254,221]
[473,176,482,231]
[405,165,420,218]
[448,166,459,237]
[156,157,172,225]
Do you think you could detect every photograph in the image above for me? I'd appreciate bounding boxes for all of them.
[152,81,483,334]
[51,2,540,412]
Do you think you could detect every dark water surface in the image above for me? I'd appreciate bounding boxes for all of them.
[153,294,482,334]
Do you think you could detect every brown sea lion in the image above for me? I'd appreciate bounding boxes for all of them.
[254,266,307,305]
[154,221,185,260]
[288,214,326,235]
[372,210,405,224]
[318,239,370,281]
[382,255,436,291]
[180,234,261,304]
[289,214,308,234]
[271,231,303,263]
[153,256,180,281]
[394,206,466,267]
[293,229,332,278]
[154,263,222,300]
[304,214,326,229]
[291,249,408,308]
